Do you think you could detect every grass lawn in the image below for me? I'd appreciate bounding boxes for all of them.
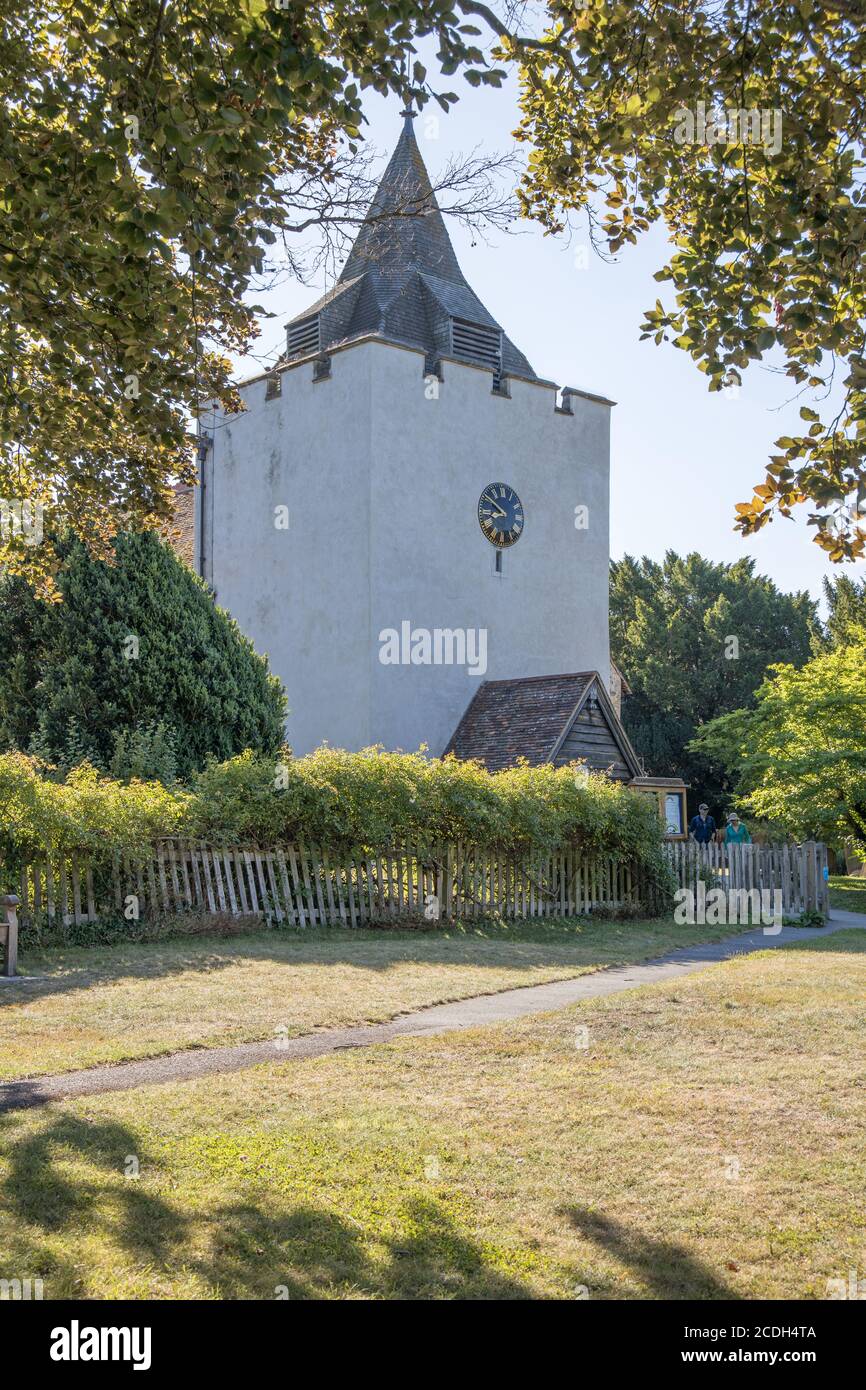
[0,930,863,1300]
[0,916,746,1083]
[829,874,866,915]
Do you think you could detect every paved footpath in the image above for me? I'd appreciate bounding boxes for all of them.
[1,910,863,1113]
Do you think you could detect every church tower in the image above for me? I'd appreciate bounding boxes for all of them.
[195,113,614,758]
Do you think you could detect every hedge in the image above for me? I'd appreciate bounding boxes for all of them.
[0,747,669,887]
[0,752,187,867]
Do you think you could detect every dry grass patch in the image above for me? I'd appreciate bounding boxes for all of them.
[0,931,863,1299]
[0,916,741,1082]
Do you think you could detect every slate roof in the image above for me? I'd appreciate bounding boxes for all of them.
[285,111,535,379]
[443,672,643,777]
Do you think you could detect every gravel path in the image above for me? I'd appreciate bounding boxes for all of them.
[1,909,862,1113]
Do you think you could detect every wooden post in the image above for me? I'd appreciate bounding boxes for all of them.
[444,843,454,922]
[1,895,19,977]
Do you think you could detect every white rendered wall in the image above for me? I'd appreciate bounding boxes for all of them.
[200,339,611,757]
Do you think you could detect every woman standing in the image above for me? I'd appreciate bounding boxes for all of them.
[725,812,751,845]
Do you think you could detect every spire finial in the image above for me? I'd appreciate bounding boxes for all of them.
[400,47,415,122]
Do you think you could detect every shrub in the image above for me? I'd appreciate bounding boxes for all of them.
[109,721,179,783]
[0,531,287,779]
[185,746,669,877]
[0,747,671,901]
[0,751,188,873]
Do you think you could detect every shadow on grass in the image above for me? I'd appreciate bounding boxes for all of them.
[0,1113,534,1300]
[563,1205,737,1300]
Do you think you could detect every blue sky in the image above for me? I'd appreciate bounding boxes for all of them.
[235,64,863,610]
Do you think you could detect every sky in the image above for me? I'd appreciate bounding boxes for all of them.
[234,59,863,611]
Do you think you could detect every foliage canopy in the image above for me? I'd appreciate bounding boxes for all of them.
[610,550,817,808]
[690,641,866,851]
[487,0,866,556]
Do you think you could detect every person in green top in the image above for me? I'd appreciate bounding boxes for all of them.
[725,812,751,844]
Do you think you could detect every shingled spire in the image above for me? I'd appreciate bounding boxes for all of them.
[285,111,535,381]
[337,108,465,286]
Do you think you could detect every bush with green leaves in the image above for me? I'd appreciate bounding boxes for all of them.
[187,745,665,863]
[0,751,188,871]
[0,532,287,780]
[1,747,671,899]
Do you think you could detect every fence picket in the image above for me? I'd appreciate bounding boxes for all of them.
[199,850,216,912]
[317,847,335,925]
[186,843,202,911]
[209,850,227,914]
[146,856,159,918]
[45,860,55,923]
[220,850,238,916]
[176,841,192,909]
[260,851,280,923]
[274,850,295,925]
[285,845,306,927]
[28,862,40,929]
[344,853,358,928]
[169,845,184,911]
[157,845,170,912]
[364,854,377,922]
[253,850,271,917]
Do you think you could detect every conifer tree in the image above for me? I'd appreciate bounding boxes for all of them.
[0,532,286,780]
[817,574,866,653]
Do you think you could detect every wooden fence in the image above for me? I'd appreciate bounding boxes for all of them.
[9,839,829,932]
[663,840,829,917]
[11,840,658,929]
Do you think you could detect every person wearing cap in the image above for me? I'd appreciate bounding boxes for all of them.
[725,812,751,844]
[688,803,716,845]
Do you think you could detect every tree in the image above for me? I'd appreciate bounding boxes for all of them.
[815,572,866,652]
[462,0,866,558]
[690,642,866,851]
[609,551,818,808]
[0,1,506,589]
[0,532,287,779]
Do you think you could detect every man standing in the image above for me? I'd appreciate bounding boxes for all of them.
[689,802,716,845]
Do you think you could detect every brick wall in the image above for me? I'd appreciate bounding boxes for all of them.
[162,483,195,567]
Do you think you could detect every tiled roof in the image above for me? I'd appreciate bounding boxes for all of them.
[443,671,643,779]
[285,112,535,380]
[444,673,598,771]
[338,113,465,286]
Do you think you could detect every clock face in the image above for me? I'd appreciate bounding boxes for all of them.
[478,483,524,548]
